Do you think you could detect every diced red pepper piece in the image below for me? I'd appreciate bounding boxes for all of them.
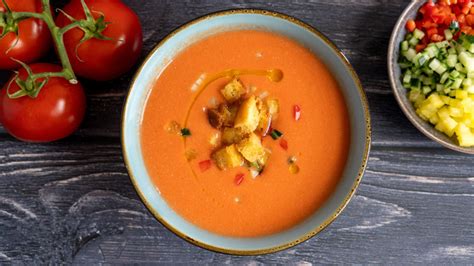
[234,173,245,185]
[406,19,416,32]
[293,105,301,121]
[198,160,212,172]
[415,44,427,53]
[279,139,288,151]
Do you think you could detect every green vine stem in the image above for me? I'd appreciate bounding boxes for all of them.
[0,0,110,98]
[4,0,79,85]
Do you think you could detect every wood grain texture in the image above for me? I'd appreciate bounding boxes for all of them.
[0,0,473,264]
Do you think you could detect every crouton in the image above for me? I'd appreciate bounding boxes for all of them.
[237,133,266,163]
[256,99,272,134]
[222,127,247,145]
[208,108,224,129]
[212,144,244,170]
[257,148,271,166]
[266,98,280,121]
[221,78,246,103]
[207,104,239,129]
[234,96,260,133]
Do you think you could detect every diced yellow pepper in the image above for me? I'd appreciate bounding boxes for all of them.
[441,117,458,137]
[448,106,464,118]
[456,90,468,100]
[455,123,474,147]
[427,93,445,109]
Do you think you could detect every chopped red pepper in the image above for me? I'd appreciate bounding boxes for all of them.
[406,19,416,32]
[279,139,288,150]
[408,0,474,45]
[234,173,245,185]
[198,160,212,172]
[293,105,301,121]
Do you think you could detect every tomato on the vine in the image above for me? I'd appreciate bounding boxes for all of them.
[0,0,52,70]
[55,0,143,81]
[0,63,86,142]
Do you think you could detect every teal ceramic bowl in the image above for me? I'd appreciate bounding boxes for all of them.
[122,9,371,255]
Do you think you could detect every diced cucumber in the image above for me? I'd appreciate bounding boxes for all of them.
[444,29,453,41]
[422,86,432,95]
[403,72,412,84]
[409,37,419,46]
[450,70,460,79]
[452,78,463,89]
[403,48,417,61]
[459,51,474,72]
[429,58,441,71]
[401,40,409,51]
[413,28,425,40]
[440,72,450,84]
[436,41,449,49]
[447,54,458,67]
[435,64,448,75]
[455,63,466,73]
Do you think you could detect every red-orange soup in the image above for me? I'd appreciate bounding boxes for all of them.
[141,30,350,237]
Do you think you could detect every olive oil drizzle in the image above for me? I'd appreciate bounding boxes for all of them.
[182,68,283,146]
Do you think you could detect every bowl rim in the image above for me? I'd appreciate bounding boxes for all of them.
[121,8,372,255]
[388,1,474,155]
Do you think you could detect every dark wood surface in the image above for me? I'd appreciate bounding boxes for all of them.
[1,0,473,264]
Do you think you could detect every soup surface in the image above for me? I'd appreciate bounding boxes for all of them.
[141,30,350,237]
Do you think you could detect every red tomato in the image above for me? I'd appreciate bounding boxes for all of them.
[55,0,143,81]
[0,63,86,142]
[0,0,52,70]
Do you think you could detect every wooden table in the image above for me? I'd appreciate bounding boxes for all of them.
[1,0,473,264]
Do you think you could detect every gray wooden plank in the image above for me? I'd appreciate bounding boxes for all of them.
[0,138,472,263]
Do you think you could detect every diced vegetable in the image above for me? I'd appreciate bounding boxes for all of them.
[280,139,289,150]
[181,128,191,137]
[234,173,245,185]
[198,160,212,172]
[399,15,474,147]
[293,105,301,121]
[270,129,283,140]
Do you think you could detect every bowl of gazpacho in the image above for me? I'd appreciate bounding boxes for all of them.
[122,9,371,254]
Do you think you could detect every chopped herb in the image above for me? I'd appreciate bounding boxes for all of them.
[270,129,283,140]
[181,128,191,137]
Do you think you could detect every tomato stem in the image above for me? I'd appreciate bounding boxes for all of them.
[0,0,85,98]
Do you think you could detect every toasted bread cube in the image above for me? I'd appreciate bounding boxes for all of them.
[237,133,266,163]
[234,96,260,133]
[256,148,271,167]
[221,79,246,103]
[222,127,247,145]
[266,98,280,121]
[207,104,238,129]
[256,99,271,133]
[212,144,244,170]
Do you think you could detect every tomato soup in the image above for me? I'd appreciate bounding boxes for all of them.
[141,30,350,237]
